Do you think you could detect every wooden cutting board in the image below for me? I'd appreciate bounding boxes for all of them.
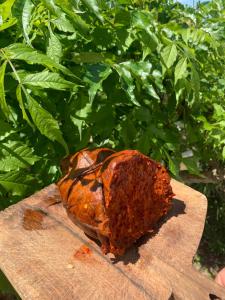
[0,179,224,299]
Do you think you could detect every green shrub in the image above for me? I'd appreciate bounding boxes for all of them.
[0,0,225,205]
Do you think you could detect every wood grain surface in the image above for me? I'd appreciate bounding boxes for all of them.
[0,179,224,299]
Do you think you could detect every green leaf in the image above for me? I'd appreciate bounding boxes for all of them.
[0,0,16,21]
[5,43,44,61]
[116,28,134,52]
[81,0,103,22]
[16,84,33,127]
[161,44,177,69]
[181,28,191,44]
[197,116,214,131]
[22,0,34,46]
[65,13,89,35]
[114,64,140,106]
[213,103,225,119]
[0,17,17,31]
[55,1,89,35]
[90,105,115,138]
[70,116,83,140]
[132,11,151,29]
[182,157,200,176]
[175,57,187,84]
[0,60,11,119]
[41,0,61,15]
[52,16,75,32]
[84,64,112,103]
[44,0,75,33]
[135,107,150,122]
[145,85,160,100]
[144,30,158,52]
[168,156,179,176]
[136,28,158,54]
[0,119,14,141]
[121,61,152,79]
[175,78,186,103]
[0,171,33,196]
[71,102,92,140]
[25,92,69,154]
[47,27,62,63]
[119,61,158,99]
[136,128,151,154]
[72,52,115,64]
[4,44,76,79]
[191,65,200,96]
[92,27,114,48]
[0,141,40,171]
[222,146,225,159]
[22,71,75,90]
[114,9,131,26]
[42,0,76,32]
[121,117,137,147]
[132,11,158,52]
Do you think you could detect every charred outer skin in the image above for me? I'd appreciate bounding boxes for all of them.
[57,148,174,256]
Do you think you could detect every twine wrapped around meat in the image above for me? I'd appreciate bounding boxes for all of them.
[57,148,174,256]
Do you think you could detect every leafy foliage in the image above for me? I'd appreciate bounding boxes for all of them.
[0,0,225,205]
[193,181,225,260]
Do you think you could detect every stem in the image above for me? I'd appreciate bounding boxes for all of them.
[0,49,17,123]
[0,49,34,128]
[0,49,29,96]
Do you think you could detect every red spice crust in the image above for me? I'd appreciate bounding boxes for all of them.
[57,148,174,256]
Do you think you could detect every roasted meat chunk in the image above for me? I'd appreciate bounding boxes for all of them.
[58,148,173,255]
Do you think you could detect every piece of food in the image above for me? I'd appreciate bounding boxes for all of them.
[58,148,174,256]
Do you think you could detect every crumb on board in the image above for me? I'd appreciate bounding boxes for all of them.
[73,245,93,263]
